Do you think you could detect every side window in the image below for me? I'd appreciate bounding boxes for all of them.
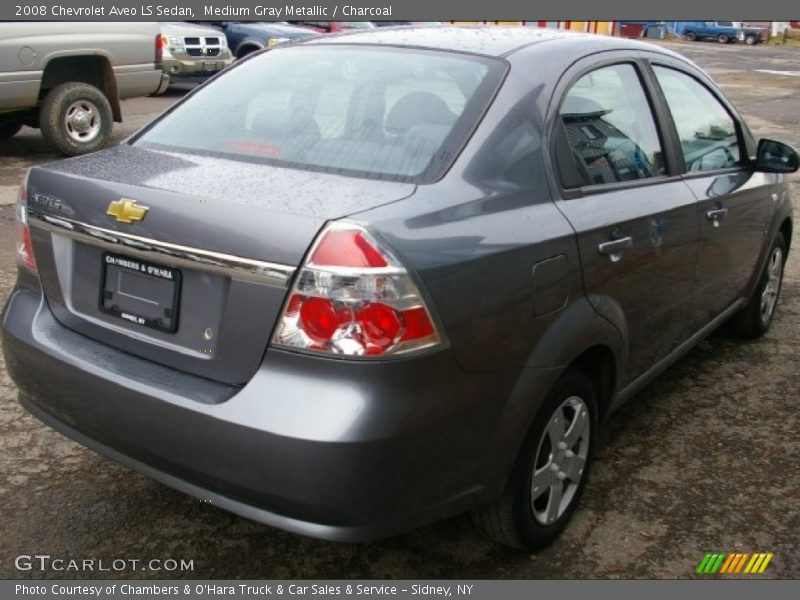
[559,64,666,188]
[653,66,741,173]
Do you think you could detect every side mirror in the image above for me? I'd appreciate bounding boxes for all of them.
[754,139,800,173]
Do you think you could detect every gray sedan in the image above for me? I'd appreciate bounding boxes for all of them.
[2,27,797,550]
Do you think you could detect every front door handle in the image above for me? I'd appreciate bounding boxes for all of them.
[598,236,633,262]
[706,207,728,227]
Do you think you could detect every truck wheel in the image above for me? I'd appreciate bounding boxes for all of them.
[39,82,112,156]
[717,34,730,44]
[0,120,23,140]
[472,368,597,550]
[729,233,786,338]
[685,31,697,41]
[745,35,757,45]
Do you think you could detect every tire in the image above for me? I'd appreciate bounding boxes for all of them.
[39,82,113,156]
[0,120,23,140]
[472,368,598,550]
[745,35,757,45]
[718,34,730,44]
[729,233,787,338]
[685,31,697,41]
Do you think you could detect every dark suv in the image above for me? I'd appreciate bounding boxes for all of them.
[2,27,797,550]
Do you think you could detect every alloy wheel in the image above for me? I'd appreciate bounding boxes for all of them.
[530,395,591,526]
[760,246,783,324]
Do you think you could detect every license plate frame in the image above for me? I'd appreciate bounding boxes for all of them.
[99,253,181,334]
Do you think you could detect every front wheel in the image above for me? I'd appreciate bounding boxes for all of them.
[745,35,758,45]
[729,233,787,338]
[39,82,113,156]
[472,369,597,550]
[718,34,730,44]
[685,31,698,41]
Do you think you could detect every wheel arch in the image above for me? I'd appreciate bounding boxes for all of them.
[780,216,792,253]
[235,41,264,59]
[479,299,625,500]
[743,211,793,301]
[570,344,617,424]
[40,55,121,122]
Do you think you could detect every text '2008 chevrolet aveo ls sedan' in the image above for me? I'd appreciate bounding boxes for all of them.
[3,27,798,550]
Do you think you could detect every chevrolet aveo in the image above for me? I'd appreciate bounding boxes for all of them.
[3,28,798,550]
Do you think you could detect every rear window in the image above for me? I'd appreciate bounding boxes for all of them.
[135,45,505,183]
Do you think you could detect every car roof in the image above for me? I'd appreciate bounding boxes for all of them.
[301,25,682,59]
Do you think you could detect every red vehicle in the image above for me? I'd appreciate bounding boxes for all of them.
[287,21,375,33]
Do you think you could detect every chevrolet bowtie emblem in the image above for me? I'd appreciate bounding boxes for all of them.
[107,199,148,224]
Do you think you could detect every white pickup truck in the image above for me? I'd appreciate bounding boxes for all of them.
[0,22,168,155]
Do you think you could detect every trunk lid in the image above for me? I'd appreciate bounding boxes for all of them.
[26,145,416,384]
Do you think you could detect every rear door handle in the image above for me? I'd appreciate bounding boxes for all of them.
[597,236,633,262]
[706,208,728,227]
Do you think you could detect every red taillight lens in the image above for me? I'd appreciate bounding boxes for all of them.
[309,229,388,268]
[358,303,402,348]
[299,296,339,342]
[399,306,435,341]
[155,34,164,66]
[272,223,441,358]
[15,174,37,273]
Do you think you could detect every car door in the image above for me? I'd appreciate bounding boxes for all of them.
[549,58,699,384]
[649,62,775,330]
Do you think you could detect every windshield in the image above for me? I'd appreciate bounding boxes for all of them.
[135,46,504,182]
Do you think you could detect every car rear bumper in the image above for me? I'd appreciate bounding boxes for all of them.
[1,285,539,541]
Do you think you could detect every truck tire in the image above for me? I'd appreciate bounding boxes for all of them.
[685,31,697,41]
[39,82,113,156]
[0,120,23,141]
[745,35,758,45]
[717,33,730,44]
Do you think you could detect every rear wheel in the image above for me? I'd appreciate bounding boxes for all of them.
[718,34,730,44]
[729,233,786,338]
[39,82,112,156]
[0,120,23,140]
[472,369,597,550]
[745,35,758,45]
[685,31,697,41]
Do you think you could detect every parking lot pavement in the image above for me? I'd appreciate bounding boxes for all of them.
[1,41,799,579]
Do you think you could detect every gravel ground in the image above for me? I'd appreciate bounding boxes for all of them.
[0,41,798,580]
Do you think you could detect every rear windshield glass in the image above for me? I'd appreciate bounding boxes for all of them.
[135,45,505,183]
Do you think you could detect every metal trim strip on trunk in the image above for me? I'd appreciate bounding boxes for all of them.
[27,209,296,287]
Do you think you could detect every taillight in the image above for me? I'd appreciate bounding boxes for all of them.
[272,222,441,358]
[155,34,164,66]
[15,171,37,273]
